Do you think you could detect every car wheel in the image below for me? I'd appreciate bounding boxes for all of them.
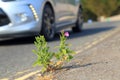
[72,8,83,32]
[41,5,55,41]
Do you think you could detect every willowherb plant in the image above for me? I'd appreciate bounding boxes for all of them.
[55,32,75,62]
[33,32,75,73]
[32,36,54,72]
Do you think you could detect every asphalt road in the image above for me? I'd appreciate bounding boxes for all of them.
[56,23,120,80]
[0,21,120,79]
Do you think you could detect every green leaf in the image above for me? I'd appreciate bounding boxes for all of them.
[68,55,73,60]
[62,49,66,54]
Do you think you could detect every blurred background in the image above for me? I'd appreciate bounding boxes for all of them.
[81,0,120,22]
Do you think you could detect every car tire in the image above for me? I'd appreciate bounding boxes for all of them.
[72,8,83,32]
[41,5,55,41]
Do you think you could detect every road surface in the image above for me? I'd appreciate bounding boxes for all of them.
[0,21,120,79]
[56,22,120,80]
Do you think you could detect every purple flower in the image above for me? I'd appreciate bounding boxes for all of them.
[64,32,69,37]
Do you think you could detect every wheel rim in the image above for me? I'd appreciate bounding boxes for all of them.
[43,8,55,39]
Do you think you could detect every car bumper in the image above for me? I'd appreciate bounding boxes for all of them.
[0,1,41,39]
[0,21,39,38]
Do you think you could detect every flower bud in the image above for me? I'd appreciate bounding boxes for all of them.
[64,32,69,37]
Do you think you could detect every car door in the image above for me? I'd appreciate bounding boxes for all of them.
[54,0,70,25]
[66,0,80,21]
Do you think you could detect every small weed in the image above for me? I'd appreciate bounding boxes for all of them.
[33,31,75,80]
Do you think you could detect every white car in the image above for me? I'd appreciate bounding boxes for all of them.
[0,0,83,40]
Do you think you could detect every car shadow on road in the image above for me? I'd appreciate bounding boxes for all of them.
[0,37,35,46]
[0,26,114,46]
[53,26,114,41]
